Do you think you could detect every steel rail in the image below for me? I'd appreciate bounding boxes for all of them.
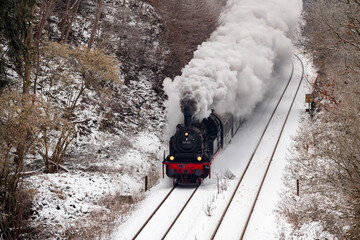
[132,186,176,240]
[211,58,296,240]
[238,54,304,240]
[133,55,304,240]
[161,186,200,240]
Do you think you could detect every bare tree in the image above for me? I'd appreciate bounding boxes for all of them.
[152,0,226,75]
[34,0,54,48]
[38,42,121,173]
[63,0,82,44]
[33,0,55,94]
[279,0,360,238]
[59,0,71,42]
[88,0,104,49]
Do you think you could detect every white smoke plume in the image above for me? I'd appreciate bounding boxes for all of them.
[164,0,303,135]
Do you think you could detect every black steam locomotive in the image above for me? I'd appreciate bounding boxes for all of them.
[162,111,244,186]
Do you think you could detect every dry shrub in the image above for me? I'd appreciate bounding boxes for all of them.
[215,172,230,194]
[203,194,216,217]
[0,92,49,165]
[37,42,122,173]
[64,191,141,239]
[0,92,47,239]
[0,178,34,239]
[223,169,235,180]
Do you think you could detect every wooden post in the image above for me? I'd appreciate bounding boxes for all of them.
[296,179,299,196]
[145,176,148,192]
[305,94,314,113]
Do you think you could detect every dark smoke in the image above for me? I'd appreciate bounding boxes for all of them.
[180,96,197,117]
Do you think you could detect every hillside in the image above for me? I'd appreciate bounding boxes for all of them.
[0,0,225,239]
[278,0,360,239]
[2,0,358,239]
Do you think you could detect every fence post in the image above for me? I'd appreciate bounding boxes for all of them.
[145,176,148,192]
[296,179,299,196]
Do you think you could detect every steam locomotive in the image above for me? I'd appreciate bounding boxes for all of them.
[162,110,244,186]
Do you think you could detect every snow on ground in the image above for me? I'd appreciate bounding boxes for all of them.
[111,52,313,240]
[242,50,315,240]
[211,57,303,239]
[25,130,164,239]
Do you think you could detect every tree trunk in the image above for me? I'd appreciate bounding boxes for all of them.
[34,0,54,48]
[23,5,36,94]
[88,0,104,49]
[63,0,82,43]
[59,0,71,42]
[33,0,54,94]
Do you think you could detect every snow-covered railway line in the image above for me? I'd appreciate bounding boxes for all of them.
[131,186,199,240]
[211,55,305,240]
[131,186,176,239]
[115,55,304,240]
[160,55,304,240]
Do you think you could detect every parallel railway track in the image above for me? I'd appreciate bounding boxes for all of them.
[131,186,176,240]
[130,55,304,240]
[211,54,304,240]
[132,186,199,240]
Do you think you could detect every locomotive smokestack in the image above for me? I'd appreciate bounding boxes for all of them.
[183,105,192,126]
[180,96,196,127]
[184,112,192,127]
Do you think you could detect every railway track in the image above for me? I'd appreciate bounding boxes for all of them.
[122,55,304,240]
[238,54,305,239]
[211,54,305,239]
[160,55,303,240]
[131,186,176,239]
[131,186,199,240]
[161,186,199,239]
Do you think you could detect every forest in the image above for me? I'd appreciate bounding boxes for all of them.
[0,0,226,238]
[279,0,360,239]
[0,0,359,239]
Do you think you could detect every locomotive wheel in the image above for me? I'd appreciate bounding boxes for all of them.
[196,177,202,186]
[172,178,178,187]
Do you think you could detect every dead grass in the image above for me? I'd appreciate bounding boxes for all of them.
[3,186,38,240]
[64,190,144,240]
[63,163,160,239]
[145,161,160,190]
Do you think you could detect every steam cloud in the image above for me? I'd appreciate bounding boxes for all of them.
[164,0,302,134]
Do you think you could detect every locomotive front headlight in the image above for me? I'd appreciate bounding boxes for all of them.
[170,156,175,161]
[197,156,202,161]
[185,132,189,136]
